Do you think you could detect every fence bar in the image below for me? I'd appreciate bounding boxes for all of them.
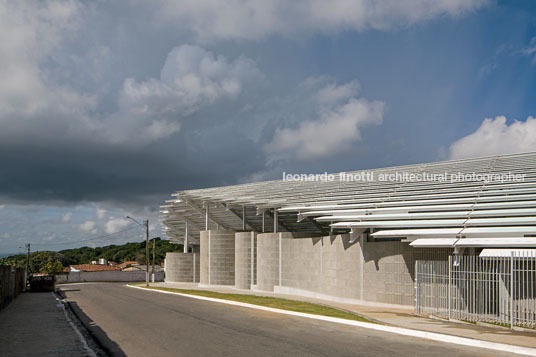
[511,252,514,329]
[416,252,536,329]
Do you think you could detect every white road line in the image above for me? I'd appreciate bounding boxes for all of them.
[127,285,536,356]
[53,292,97,357]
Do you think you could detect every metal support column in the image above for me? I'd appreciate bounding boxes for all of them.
[274,208,278,233]
[184,220,188,253]
[205,206,209,230]
[242,206,246,231]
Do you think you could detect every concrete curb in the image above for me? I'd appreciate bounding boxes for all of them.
[128,284,536,356]
[53,292,98,357]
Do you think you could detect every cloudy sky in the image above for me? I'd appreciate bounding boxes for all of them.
[1,0,536,254]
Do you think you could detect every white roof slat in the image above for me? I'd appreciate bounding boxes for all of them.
[315,211,472,221]
[330,219,466,228]
[456,238,536,247]
[370,226,536,238]
[370,228,462,238]
[410,238,458,247]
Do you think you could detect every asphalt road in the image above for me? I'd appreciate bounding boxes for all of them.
[59,283,510,357]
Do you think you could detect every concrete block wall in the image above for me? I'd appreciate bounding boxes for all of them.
[279,234,362,300]
[280,235,322,292]
[200,229,236,286]
[318,235,362,300]
[362,241,451,306]
[256,232,450,307]
[256,233,281,291]
[234,232,257,289]
[165,252,200,283]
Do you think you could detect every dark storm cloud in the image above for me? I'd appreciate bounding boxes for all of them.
[0,0,493,210]
[0,132,265,205]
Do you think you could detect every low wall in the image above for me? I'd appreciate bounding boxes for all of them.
[56,270,164,284]
[256,233,451,307]
[165,252,200,283]
[0,265,26,311]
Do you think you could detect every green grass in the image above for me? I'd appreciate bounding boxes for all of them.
[133,285,372,323]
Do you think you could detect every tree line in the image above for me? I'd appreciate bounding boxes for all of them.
[0,238,184,273]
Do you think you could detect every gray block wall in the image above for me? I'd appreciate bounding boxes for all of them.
[362,241,451,306]
[255,232,451,307]
[165,252,200,283]
[234,232,257,289]
[256,232,281,291]
[279,234,362,300]
[199,229,236,286]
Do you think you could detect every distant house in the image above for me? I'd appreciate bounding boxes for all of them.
[117,261,139,270]
[68,264,121,272]
[122,266,142,272]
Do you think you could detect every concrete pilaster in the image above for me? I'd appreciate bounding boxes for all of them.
[234,231,257,289]
[199,229,236,286]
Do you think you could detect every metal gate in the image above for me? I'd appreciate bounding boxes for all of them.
[415,252,536,329]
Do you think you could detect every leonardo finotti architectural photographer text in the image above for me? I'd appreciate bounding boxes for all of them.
[282,171,526,183]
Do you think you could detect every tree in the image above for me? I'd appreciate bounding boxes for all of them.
[29,251,69,273]
[42,259,64,274]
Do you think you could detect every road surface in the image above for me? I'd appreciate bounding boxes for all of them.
[59,283,509,357]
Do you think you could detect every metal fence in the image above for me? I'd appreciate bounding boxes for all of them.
[0,265,26,312]
[415,252,536,329]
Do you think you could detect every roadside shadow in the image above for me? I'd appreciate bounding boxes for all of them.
[66,299,127,357]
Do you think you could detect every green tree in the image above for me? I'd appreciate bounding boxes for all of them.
[42,259,64,274]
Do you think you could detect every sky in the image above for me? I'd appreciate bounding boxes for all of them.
[1,0,536,254]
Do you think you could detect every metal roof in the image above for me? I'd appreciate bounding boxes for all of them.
[160,151,536,248]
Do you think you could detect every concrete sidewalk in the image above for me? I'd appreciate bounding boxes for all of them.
[151,282,536,350]
[0,292,95,356]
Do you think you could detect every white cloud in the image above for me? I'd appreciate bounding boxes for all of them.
[0,1,487,150]
[522,37,536,64]
[314,81,360,108]
[105,218,129,234]
[0,1,96,132]
[78,220,96,232]
[0,2,261,146]
[449,116,536,159]
[101,44,262,143]
[159,0,488,41]
[264,80,384,161]
[96,208,106,220]
[62,212,72,223]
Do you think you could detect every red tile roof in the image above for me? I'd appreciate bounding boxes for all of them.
[69,264,121,272]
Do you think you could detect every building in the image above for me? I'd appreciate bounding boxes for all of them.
[160,152,536,326]
[68,264,121,272]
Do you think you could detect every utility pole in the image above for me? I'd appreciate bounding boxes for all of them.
[152,238,156,283]
[25,243,30,288]
[126,216,150,286]
[145,219,149,287]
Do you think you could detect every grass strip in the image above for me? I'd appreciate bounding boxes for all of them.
[135,285,372,323]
